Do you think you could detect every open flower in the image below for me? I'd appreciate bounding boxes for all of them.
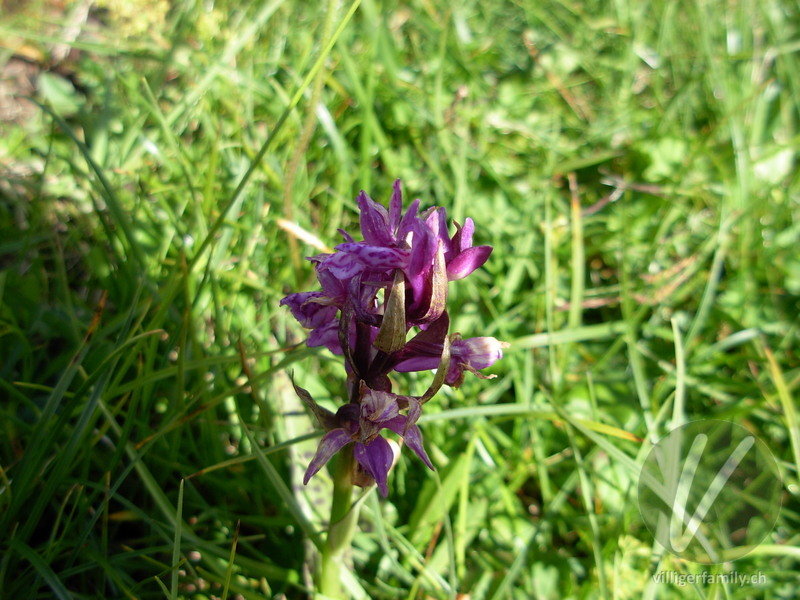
[279,292,341,354]
[303,385,433,496]
[394,334,506,387]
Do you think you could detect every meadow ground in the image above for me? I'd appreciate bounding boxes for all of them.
[1,0,799,598]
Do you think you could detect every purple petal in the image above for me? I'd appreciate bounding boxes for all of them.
[397,198,421,243]
[315,268,348,304]
[307,320,343,354]
[390,310,450,371]
[358,386,400,442]
[335,242,410,270]
[452,336,505,369]
[280,292,338,328]
[452,217,475,253]
[319,251,365,280]
[393,356,440,372]
[426,207,452,257]
[358,191,394,247]
[402,424,433,469]
[411,219,438,272]
[389,179,403,234]
[404,220,436,303]
[303,429,352,485]
[354,436,394,496]
[445,336,505,386]
[446,246,493,281]
[410,241,448,324]
[406,397,422,428]
[361,387,400,424]
[336,403,360,434]
[405,270,428,313]
[383,416,434,470]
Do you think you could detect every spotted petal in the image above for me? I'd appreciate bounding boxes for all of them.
[318,251,366,280]
[361,386,400,424]
[335,242,410,271]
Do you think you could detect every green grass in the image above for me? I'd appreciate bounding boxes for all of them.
[1,0,799,598]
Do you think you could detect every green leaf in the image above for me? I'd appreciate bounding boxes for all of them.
[37,72,82,116]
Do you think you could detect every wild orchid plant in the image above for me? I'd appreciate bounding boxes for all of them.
[281,180,503,595]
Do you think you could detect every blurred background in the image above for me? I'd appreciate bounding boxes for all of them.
[1,0,799,598]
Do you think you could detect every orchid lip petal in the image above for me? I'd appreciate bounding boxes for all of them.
[361,386,400,423]
[354,436,394,497]
[307,320,343,355]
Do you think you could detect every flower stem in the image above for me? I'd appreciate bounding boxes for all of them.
[318,446,359,598]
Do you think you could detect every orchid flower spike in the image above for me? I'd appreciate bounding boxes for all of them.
[281,180,504,495]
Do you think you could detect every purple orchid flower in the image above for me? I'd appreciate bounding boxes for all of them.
[322,180,493,325]
[303,385,433,496]
[282,179,502,497]
[424,208,493,281]
[394,334,506,388]
[279,292,342,354]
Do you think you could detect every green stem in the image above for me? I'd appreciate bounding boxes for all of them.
[318,446,360,598]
